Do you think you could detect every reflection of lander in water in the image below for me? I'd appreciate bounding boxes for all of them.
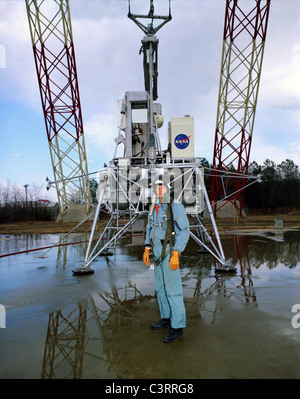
[41,238,255,379]
[221,234,257,304]
[41,282,155,379]
[186,234,256,326]
[185,243,256,329]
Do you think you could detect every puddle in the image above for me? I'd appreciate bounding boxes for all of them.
[0,231,300,378]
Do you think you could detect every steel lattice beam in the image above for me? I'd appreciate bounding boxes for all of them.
[25,0,91,216]
[210,0,270,216]
[41,305,87,379]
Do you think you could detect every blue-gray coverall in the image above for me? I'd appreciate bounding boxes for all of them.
[145,200,190,328]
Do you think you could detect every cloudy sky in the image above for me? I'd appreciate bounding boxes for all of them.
[1,0,300,201]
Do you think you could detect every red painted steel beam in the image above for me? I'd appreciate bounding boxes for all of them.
[25,1,91,215]
[32,42,83,142]
[210,0,270,217]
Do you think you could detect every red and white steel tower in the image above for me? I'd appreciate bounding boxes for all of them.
[25,0,91,218]
[210,0,270,216]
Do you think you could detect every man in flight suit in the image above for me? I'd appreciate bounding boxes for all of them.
[143,176,190,343]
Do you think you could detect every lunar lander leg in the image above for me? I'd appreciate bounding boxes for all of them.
[72,174,140,275]
[190,184,237,273]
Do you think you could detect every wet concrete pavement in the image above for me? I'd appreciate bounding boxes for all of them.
[0,230,300,379]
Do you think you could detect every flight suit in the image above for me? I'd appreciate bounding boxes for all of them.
[145,200,190,329]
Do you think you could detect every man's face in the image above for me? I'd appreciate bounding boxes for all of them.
[156,184,167,198]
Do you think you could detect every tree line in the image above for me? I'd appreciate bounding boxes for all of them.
[244,158,300,214]
[0,182,56,223]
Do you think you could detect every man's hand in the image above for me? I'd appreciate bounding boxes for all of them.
[143,247,152,266]
[169,251,180,270]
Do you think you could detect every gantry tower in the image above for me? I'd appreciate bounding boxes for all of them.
[210,0,270,216]
[25,0,91,220]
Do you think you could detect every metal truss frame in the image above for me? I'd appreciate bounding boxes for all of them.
[210,0,270,216]
[41,304,87,379]
[73,164,235,274]
[25,0,91,216]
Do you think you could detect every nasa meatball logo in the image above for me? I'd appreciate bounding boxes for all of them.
[174,134,191,150]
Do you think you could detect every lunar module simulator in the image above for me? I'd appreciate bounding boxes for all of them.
[73,0,236,275]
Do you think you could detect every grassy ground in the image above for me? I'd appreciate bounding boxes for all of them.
[1,212,300,234]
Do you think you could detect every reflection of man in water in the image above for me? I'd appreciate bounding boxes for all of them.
[143,176,190,343]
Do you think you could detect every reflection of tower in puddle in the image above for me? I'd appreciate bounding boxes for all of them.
[41,281,155,379]
[41,303,88,378]
[233,235,256,304]
[212,234,256,304]
[55,244,68,272]
[190,234,257,325]
[55,234,89,272]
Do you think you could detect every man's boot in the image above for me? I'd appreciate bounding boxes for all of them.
[151,318,170,330]
[163,328,183,343]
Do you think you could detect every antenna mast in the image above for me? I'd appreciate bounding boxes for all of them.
[128,0,172,163]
